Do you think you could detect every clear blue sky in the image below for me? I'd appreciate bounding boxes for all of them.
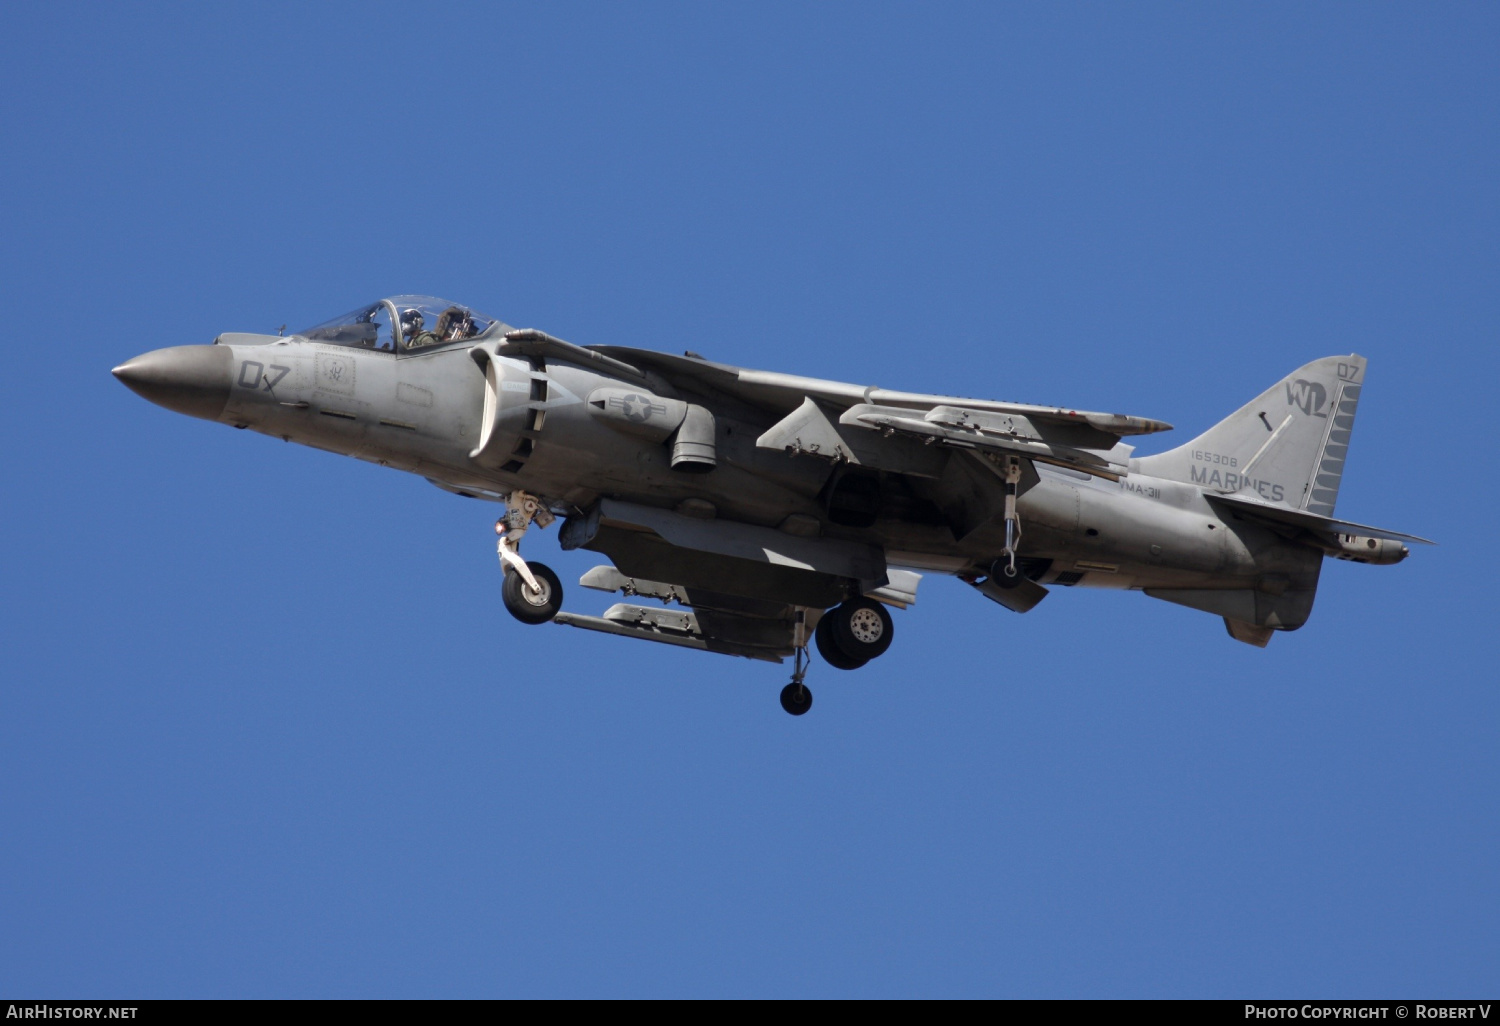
[1,2,1494,998]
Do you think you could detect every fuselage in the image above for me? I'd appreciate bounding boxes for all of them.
[114,296,1424,678]
[131,331,1319,608]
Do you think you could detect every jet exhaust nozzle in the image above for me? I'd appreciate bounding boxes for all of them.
[112,345,233,421]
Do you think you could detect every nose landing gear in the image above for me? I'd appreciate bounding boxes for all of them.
[502,561,563,624]
[496,490,563,625]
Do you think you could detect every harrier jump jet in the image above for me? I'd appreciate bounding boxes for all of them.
[113,295,1429,714]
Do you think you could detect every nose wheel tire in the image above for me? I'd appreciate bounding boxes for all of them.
[824,598,894,663]
[502,561,563,624]
[815,614,868,670]
[780,682,813,716]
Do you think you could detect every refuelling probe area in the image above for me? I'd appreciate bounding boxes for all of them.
[1246,1008,1493,1020]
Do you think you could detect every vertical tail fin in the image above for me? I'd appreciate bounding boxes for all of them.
[1135,355,1366,513]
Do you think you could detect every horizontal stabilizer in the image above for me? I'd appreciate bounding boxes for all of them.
[1208,494,1434,545]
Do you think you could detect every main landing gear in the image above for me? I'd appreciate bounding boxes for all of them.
[813,598,894,671]
[781,598,897,716]
[496,491,563,625]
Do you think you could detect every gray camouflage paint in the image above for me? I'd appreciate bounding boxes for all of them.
[112,309,1426,656]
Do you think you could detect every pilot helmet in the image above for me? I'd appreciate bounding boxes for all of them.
[400,308,424,333]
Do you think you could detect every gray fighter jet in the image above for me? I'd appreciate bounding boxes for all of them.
[113,295,1430,714]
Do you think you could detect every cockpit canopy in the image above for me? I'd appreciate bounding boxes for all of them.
[298,296,504,352]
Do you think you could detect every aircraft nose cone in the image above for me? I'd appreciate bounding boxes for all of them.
[112,345,232,421]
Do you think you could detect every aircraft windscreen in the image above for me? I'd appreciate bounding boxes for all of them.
[299,301,396,350]
[297,296,498,352]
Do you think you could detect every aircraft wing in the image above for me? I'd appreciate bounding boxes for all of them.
[591,346,1172,446]
[833,402,1135,480]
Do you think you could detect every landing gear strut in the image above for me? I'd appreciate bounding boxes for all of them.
[781,609,814,716]
[781,650,813,716]
[496,491,563,625]
[997,454,1023,582]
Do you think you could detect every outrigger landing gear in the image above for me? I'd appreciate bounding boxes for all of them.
[781,649,813,716]
[996,454,1024,583]
[780,609,814,716]
[780,680,813,715]
[496,491,563,625]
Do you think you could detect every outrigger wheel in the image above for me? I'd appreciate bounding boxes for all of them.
[502,561,564,625]
[989,557,1026,588]
[780,681,813,716]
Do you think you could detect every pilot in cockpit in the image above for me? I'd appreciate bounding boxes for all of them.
[401,307,439,349]
[435,306,475,342]
[400,307,423,339]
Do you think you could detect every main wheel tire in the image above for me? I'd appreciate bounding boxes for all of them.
[780,682,813,716]
[829,598,894,661]
[815,613,868,670]
[502,561,563,624]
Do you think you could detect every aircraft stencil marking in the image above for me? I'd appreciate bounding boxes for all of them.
[1286,379,1328,417]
